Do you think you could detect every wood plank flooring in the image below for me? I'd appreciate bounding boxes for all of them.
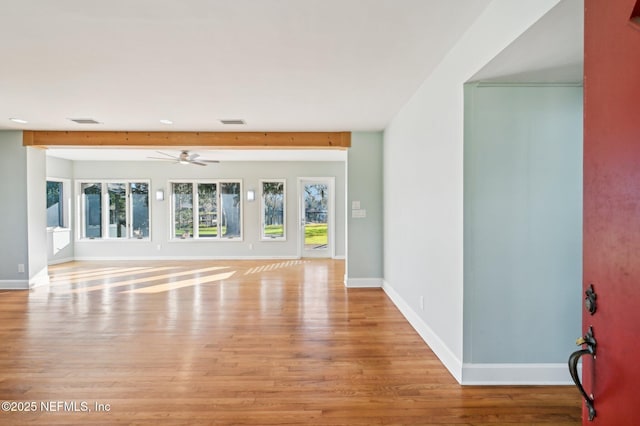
[0,260,581,425]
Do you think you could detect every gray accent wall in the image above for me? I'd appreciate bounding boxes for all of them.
[0,132,47,287]
[463,83,582,363]
[347,132,383,283]
[0,131,29,286]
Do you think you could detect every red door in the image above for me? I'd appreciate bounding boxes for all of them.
[582,0,640,424]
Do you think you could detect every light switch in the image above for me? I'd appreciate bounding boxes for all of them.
[352,201,361,210]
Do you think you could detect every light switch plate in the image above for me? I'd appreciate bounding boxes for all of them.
[352,209,367,218]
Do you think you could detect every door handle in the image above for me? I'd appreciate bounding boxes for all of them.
[568,326,596,421]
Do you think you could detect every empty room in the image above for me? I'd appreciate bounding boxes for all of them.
[2,1,638,425]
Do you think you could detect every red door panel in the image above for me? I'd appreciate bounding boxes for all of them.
[583,0,640,424]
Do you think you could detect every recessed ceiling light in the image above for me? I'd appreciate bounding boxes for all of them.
[9,118,28,124]
[159,119,173,125]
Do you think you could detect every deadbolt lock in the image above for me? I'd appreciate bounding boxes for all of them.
[585,284,597,315]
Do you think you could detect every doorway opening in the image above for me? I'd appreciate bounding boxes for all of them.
[299,178,335,258]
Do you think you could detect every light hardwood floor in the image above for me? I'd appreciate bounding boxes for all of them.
[0,260,581,425]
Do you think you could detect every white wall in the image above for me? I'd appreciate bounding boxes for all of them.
[71,159,345,260]
[26,147,48,285]
[382,0,563,382]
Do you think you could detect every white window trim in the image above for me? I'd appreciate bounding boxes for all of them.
[75,179,152,241]
[259,179,287,241]
[168,179,243,241]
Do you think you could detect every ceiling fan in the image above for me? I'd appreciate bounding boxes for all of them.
[148,150,220,166]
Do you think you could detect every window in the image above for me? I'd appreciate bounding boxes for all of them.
[221,182,241,238]
[108,183,127,238]
[173,182,193,239]
[198,183,217,238]
[261,180,286,240]
[46,180,64,228]
[131,183,150,238]
[170,180,242,240]
[79,181,150,239]
[81,183,102,238]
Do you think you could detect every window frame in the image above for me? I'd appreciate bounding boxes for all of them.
[169,179,243,241]
[170,181,195,240]
[260,179,286,241]
[76,179,151,241]
[46,178,70,230]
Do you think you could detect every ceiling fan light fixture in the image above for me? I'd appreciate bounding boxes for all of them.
[148,150,219,166]
[159,119,173,125]
[9,117,28,124]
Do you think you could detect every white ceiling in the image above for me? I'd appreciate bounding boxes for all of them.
[471,0,583,83]
[0,0,492,133]
[1,0,583,162]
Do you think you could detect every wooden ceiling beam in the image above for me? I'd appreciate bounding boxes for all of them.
[22,131,351,149]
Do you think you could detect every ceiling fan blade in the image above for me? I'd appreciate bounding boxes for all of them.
[155,151,178,159]
[188,153,201,161]
[190,161,207,166]
[200,159,220,163]
[147,156,178,161]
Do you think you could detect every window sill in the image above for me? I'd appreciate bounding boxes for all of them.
[47,227,71,233]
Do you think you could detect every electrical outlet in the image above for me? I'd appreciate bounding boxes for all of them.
[249,243,253,250]
[18,264,25,273]
[420,296,424,310]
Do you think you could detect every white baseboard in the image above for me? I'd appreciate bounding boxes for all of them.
[345,277,383,288]
[462,363,578,385]
[382,280,463,383]
[29,267,50,288]
[48,257,74,266]
[73,255,301,261]
[380,282,575,386]
[0,280,29,290]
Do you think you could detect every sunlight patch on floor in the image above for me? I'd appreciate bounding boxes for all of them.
[49,267,169,286]
[121,271,236,294]
[60,266,232,294]
[244,260,310,275]
[49,266,152,282]
[48,261,312,296]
